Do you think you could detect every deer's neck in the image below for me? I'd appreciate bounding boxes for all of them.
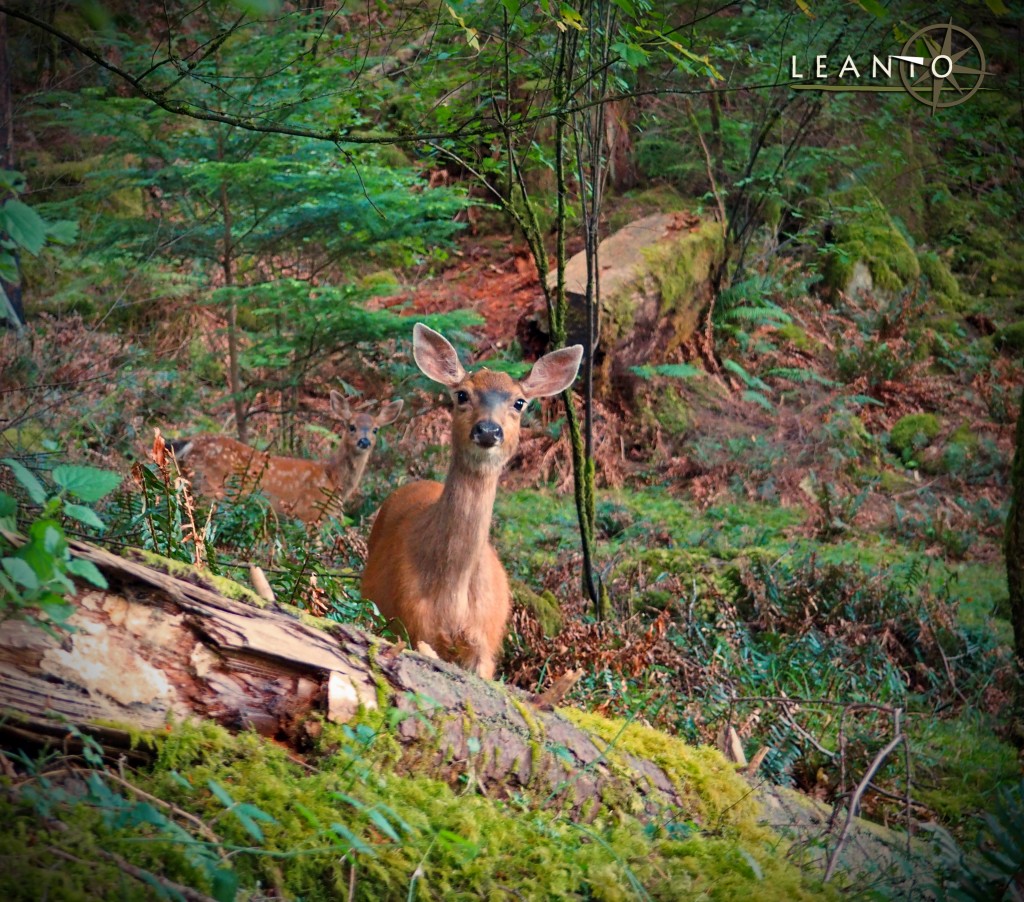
[326,447,367,498]
[418,463,500,594]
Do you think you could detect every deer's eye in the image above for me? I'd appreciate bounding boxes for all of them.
[455,390,470,404]
[348,424,356,432]
[513,398,526,411]
[373,427,379,434]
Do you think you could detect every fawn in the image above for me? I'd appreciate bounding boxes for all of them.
[361,324,583,679]
[171,392,403,524]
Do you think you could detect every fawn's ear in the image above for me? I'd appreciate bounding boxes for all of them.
[520,345,584,399]
[413,323,467,388]
[330,390,352,419]
[375,399,404,426]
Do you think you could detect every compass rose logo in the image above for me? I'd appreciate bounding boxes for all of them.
[897,23,987,113]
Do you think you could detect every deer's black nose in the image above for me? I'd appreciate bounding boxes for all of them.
[357,437,371,450]
[471,421,503,448]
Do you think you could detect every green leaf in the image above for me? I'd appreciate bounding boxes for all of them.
[0,199,47,255]
[67,557,109,589]
[0,250,18,283]
[231,803,275,842]
[629,363,702,380]
[0,490,16,526]
[366,807,401,842]
[854,0,887,17]
[207,780,235,808]
[984,0,1010,12]
[44,220,79,245]
[330,822,374,855]
[742,390,775,412]
[2,556,38,590]
[51,465,122,502]
[210,868,240,902]
[2,458,47,504]
[63,502,106,531]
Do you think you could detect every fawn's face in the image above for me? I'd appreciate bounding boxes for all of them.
[330,393,404,457]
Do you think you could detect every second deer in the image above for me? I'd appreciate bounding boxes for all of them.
[361,324,583,679]
[171,393,403,524]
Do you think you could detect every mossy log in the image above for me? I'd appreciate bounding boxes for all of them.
[0,537,931,891]
[0,537,683,820]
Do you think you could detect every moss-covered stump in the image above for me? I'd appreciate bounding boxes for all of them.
[536,211,725,371]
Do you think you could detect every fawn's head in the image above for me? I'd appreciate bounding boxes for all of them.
[412,323,583,473]
[330,391,404,457]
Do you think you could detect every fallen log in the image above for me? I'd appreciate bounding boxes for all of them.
[0,537,682,820]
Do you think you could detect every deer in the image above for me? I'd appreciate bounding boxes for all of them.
[170,392,403,524]
[360,323,583,679]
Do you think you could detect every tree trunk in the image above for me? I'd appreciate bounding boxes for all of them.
[1007,385,1024,743]
[0,534,682,820]
[0,11,25,330]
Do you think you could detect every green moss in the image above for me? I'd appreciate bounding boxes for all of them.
[560,711,837,900]
[641,219,726,348]
[821,187,920,297]
[776,323,816,352]
[128,548,268,608]
[913,713,1020,822]
[358,270,402,291]
[994,321,1024,355]
[511,579,562,636]
[607,186,690,233]
[918,250,964,311]
[888,413,940,460]
[0,718,835,901]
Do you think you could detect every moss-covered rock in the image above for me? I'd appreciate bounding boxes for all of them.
[917,250,963,311]
[888,413,940,463]
[820,187,920,299]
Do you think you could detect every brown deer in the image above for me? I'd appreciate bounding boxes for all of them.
[361,324,583,679]
[171,393,403,524]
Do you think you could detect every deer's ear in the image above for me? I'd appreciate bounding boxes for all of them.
[520,345,584,399]
[376,399,404,426]
[413,323,467,388]
[330,390,352,419]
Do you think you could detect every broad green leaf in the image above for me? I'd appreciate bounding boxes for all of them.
[51,465,122,502]
[63,502,106,531]
[984,0,1010,12]
[0,490,16,522]
[3,556,38,590]
[0,199,47,255]
[2,458,47,504]
[0,170,25,193]
[44,220,79,245]
[611,41,649,69]
[36,597,75,626]
[67,557,109,589]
